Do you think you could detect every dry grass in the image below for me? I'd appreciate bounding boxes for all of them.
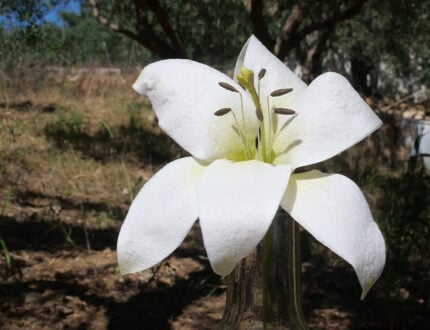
[0,66,167,225]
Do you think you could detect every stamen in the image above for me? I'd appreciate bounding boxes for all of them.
[274,108,296,115]
[239,93,245,131]
[214,108,232,116]
[265,96,274,163]
[218,82,239,93]
[255,108,264,121]
[257,68,266,99]
[274,114,298,140]
[257,127,262,158]
[229,109,251,160]
[258,68,266,80]
[266,86,295,163]
[270,88,293,97]
[214,105,251,160]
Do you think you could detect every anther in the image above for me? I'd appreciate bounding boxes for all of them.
[274,108,296,115]
[218,82,239,93]
[258,68,266,80]
[214,108,232,116]
[256,108,264,121]
[270,88,293,97]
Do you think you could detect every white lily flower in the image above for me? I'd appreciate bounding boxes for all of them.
[118,35,386,299]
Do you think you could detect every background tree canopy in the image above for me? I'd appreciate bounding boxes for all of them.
[1,0,429,95]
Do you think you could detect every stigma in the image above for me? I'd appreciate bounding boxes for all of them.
[215,66,296,163]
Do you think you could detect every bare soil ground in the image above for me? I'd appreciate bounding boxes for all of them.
[0,214,391,330]
[0,69,428,329]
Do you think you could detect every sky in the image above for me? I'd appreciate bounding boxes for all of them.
[43,0,81,25]
[0,0,81,29]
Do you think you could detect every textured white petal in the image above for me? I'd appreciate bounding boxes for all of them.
[133,59,257,162]
[234,35,307,99]
[274,72,382,169]
[281,170,386,299]
[117,157,205,274]
[198,159,292,275]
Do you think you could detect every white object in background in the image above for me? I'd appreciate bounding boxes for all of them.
[408,119,430,173]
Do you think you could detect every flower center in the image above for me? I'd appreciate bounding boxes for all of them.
[215,66,296,163]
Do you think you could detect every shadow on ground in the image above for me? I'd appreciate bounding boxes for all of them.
[44,115,185,163]
[0,215,118,252]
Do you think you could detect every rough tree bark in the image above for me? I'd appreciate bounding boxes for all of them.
[88,0,187,58]
[273,0,368,65]
[351,45,373,96]
[274,3,305,60]
[249,0,275,50]
[248,0,368,78]
[300,28,333,82]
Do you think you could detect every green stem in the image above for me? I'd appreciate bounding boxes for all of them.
[286,215,308,329]
[262,229,272,329]
[259,119,267,162]
[0,237,12,270]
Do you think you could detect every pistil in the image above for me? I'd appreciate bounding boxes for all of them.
[215,67,296,163]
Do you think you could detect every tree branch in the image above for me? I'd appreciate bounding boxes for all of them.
[300,0,368,37]
[301,28,332,82]
[89,0,187,59]
[249,0,274,49]
[274,4,304,58]
[132,0,170,55]
[275,0,368,60]
[88,0,139,42]
[145,0,187,58]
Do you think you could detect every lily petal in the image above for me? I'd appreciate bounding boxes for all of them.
[198,159,292,275]
[281,170,386,299]
[117,157,205,274]
[234,35,307,102]
[133,59,257,162]
[274,72,382,169]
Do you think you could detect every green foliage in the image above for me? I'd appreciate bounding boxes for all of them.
[165,0,251,64]
[0,6,151,67]
[324,0,430,91]
[319,138,429,327]
[2,0,430,92]
[375,168,430,325]
[59,10,151,64]
[0,237,12,270]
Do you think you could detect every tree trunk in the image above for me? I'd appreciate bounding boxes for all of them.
[351,46,372,96]
[219,209,308,330]
[301,29,332,83]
